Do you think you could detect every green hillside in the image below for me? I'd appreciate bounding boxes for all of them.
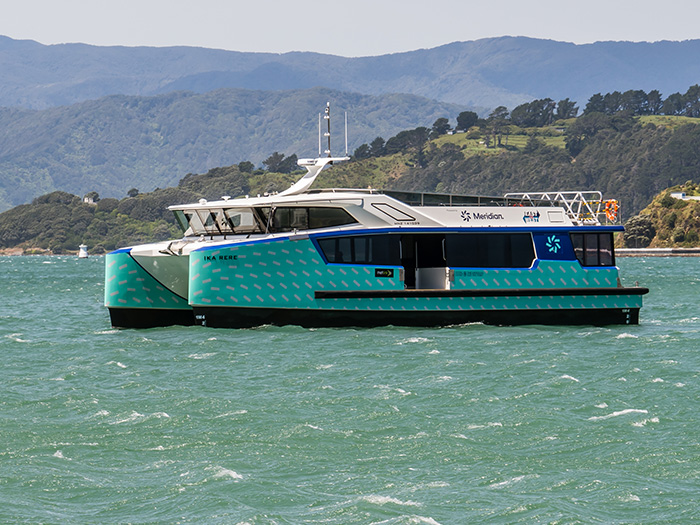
[2,113,700,254]
[391,116,700,219]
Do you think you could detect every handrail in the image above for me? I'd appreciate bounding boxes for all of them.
[504,191,619,225]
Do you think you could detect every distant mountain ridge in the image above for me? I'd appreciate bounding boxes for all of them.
[2,35,700,110]
[0,87,461,211]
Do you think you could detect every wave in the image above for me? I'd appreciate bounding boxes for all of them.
[588,409,648,421]
[360,494,422,507]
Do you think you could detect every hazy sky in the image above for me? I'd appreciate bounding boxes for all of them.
[2,0,699,57]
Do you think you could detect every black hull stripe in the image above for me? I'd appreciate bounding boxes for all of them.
[315,287,649,300]
[193,306,641,328]
[108,305,641,328]
[109,307,195,328]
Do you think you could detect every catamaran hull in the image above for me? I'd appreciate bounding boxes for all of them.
[191,284,647,328]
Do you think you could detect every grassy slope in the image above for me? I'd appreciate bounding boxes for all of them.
[636,183,700,247]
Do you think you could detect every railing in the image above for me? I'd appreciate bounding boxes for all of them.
[504,191,619,225]
[303,188,621,224]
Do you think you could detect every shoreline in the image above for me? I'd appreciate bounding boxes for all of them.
[616,248,700,257]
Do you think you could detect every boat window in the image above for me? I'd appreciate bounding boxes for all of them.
[445,233,535,268]
[572,232,584,263]
[570,233,615,266]
[317,235,401,265]
[273,207,309,231]
[584,233,599,266]
[309,207,356,229]
[196,210,221,235]
[210,209,233,234]
[224,208,260,234]
[185,211,205,235]
[599,233,614,266]
[259,207,357,233]
[173,210,193,235]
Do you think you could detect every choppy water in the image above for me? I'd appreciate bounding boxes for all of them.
[1,255,699,523]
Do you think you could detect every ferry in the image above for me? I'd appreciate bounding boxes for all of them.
[105,105,648,328]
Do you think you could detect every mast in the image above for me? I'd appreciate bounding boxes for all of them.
[278,102,350,197]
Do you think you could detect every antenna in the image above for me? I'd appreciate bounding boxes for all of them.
[324,102,331,157]
[344,111,348,155]
[318,113,322,156]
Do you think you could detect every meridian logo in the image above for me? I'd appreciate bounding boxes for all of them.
[461,210,504,222]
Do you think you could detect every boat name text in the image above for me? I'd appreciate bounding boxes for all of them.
[204,254,239,262]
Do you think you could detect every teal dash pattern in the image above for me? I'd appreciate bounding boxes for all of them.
[451,260,619,290]
[188,239,641,313]
[105,251,190,310]
[189,238,403,308]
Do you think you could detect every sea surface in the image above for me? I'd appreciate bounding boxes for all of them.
[1,255,698,524]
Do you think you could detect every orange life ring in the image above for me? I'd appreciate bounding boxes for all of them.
[604,199,619,222]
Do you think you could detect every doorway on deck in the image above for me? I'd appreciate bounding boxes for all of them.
[400,234,449,290]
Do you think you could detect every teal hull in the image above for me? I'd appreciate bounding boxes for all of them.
[186,237,645,328]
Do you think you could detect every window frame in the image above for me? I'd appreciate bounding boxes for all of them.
[570,232,616,267]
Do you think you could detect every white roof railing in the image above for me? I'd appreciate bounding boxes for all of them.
[504,191,618,225]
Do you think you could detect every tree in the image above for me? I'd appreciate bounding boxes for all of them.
[262,152,298,173]
[647,90,663,115]
[385,127,430,155]
[84,191,100,202]
[602,91,623,115]
[556,98,578,120]
[263,152,285,172]
[486,106,510,147]
[277,154,299,174]
[456,111,478,131]
[621,89,649,115]
[353,143,371,159]
[662,92,684,115]
[488,106,510,122]
[584,93,605,114]
[430,117,451,139]
[369,137,386,157]
[510,103,531,127]
[624,215,656,248]
[510,99,555,127]
[683,84,700,118]
[238,161,254,173]
[127,188,139,198]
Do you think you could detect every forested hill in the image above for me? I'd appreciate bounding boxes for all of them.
[2,112,700,255]
[2,35,700,111]
[0,88,461,211]
[391,116,700,218]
